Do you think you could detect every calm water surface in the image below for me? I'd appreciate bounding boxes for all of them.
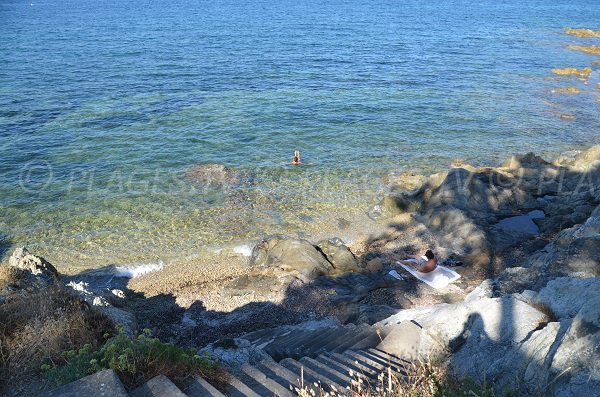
[1,0,600,269]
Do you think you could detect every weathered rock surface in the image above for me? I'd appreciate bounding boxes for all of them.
[8,247,59,286]
[317,238,360,274]
[39,369,128,397]
[250,236,334,281]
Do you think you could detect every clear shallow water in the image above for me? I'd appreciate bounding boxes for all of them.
[1,0,600,270]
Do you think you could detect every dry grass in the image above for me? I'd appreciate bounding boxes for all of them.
[0,265,21,287]
[293,357,497,397]
[0,285,113,394]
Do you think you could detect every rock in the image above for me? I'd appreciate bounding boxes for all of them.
[250,236,333,281]
[378,320,434,360]
[550,296,600,396]
[8,247,58,279]
[570,145,600,170]
[184,163,240,185]
[378,294,546,357]
[384,171,428,193]
[317,238,359,274]
[420,208,491,267]
[535,277,600,320]
[497,215,540,235]
[198,338,272,373]
[366,257,383,273]
[39,369,128,397]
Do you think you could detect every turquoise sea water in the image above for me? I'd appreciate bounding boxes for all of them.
[1,0,600,269]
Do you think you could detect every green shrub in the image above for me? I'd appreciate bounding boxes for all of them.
[43,325,224,390]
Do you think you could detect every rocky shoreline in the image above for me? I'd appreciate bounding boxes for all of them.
[2,144,600,395]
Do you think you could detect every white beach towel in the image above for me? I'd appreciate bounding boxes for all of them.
[396,260,461,289]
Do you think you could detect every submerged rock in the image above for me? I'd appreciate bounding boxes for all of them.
[184,163,240,185]
[552,87,582,94]
[551,67,592,78]
[566,45,600,56]
[564,27,600,38]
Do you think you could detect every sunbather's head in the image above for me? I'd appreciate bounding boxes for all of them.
[425,250,435,260]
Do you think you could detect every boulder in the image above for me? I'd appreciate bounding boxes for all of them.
[366,257,383,273]
[384,171,429,193]
[535,277,600,319]
[250,236,333,281]
[8,247,58,279]
[316,238,359,273]
[550,296,600,396]
[184,164,240,185]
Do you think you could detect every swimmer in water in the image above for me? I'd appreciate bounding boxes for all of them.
[292,150,302,165]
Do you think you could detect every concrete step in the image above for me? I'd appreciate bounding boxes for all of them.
[304,327,353,356]
[279,330,319,359]
[250,329,292,349]
[299,356,353,387]
[256,360,300,391]
[184,376,226,397]
[315,354,371,382]
[330,325,373,353]
[326,352,379,378]
[130,374,187,397]
[352,350,406,374]
[350,327,388,350]
[279,358,344,393]
[344,350,392,375]
[40,369,128,397]
[318,326,362,354]
[240,363,292,397]
[224,373,261,397]
[367,348,411,369]
[266,330,314,360]
[357,350,406,375]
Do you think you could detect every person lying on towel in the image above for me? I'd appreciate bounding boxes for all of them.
[397,250,438,273]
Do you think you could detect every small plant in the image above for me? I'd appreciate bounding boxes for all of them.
[43,325,224,390]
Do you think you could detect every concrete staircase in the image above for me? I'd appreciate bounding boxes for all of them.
[182,347,409,397]
[41,324,408,396]
[242,323,390,361]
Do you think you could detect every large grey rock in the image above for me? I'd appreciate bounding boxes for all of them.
[497,215,540,235]
[316,238,359,274]
[250,236,333,281]
[39,369,128,397]
[535,277,600,319]
[550,295,600,396]
[377,320,433,360]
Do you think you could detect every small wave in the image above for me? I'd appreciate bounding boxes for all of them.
[233,244,253,257]
[114,261,164,278]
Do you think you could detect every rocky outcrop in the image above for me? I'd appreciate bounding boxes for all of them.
[249,236,361,282]
[316,238,360,274]
[8,247,59,283]
[250,236,334,281]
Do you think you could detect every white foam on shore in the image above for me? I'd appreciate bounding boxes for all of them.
[232,243,253,257]
[114,261,164,278]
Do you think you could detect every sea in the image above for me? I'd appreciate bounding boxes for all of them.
[1,0,600,270]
